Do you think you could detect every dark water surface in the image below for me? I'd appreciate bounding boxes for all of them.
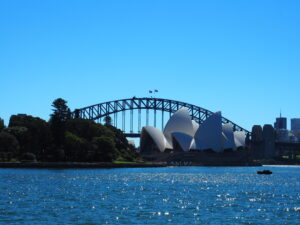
[0,166,299,224]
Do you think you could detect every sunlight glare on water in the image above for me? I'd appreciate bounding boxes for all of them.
[0,166,299,224]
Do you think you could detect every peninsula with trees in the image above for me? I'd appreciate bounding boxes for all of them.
[0,98,143,167]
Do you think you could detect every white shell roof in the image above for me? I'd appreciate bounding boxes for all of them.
[172,132,193,152]
[193,111,223,152]
[234,131,246,148]
[190,138,209,151]
[140,107,246,153]
[222,123,236,149]
[141,126,166,152]
[191,120,200,135]
[163,107,194,147]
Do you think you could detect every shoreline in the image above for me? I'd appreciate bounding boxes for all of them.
[0,161,298,169]
[0,162,261,168]
[0,162,168,169]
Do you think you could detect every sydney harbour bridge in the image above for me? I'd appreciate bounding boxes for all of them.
[71,97,250,137]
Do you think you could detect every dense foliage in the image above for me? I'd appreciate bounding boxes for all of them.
[0,99,138,162]
[0,118,4,132]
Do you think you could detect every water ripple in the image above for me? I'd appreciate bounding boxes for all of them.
[0,166,299,224]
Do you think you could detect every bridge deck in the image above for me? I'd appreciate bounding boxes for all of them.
[124,133,141,138]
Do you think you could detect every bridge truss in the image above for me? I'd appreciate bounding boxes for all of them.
[71,97,250,136]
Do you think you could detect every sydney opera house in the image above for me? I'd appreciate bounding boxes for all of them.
[140,107,248,155]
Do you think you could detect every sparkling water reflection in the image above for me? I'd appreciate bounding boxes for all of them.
[0,166,299,224]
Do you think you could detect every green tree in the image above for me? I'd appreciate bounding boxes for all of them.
[0,131,20,154]
[4,126,29,155]
[104,116,112,126]
[0,118,4,132]
[64,131,90,161]
[21,152,37,162]
[66,118,114,141]
[9,115,52,159]
[92,136,117,162]
[105,124,137,153]
[51,98,70,121]
[50,98,70,147]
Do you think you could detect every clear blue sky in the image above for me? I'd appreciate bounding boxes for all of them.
[1,0,299,130]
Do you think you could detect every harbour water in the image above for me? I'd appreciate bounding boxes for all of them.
[0,166,299,224]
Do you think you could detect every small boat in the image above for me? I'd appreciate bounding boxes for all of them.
[257,170,272,175]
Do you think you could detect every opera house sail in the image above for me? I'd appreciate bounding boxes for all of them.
[163,107,195,148]
[140,107,247,154]
[140,126,166,153]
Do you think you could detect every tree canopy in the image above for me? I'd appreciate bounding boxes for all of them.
[0,98,138,163]
[50,98,71,147]
[50,98,70,122]
[0,118,5,132]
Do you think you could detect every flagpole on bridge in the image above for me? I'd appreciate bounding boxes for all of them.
[149,89,158,98]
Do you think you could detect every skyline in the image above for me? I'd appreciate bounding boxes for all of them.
[1,0,300,130]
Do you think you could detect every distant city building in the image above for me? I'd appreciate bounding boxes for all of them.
[274,115,287,130]
[276,129,290,142]
[289,135,299,143]
[251,124,299,159]
[263,125,276,158]
[251,125,264,159]
[251,115,300,159]
[290,130,300,143]
[291,118,300,132]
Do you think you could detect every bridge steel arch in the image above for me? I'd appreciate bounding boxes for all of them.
[71,97,250,135]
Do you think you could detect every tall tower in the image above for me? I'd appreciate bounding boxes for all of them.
[274,112,287,130]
